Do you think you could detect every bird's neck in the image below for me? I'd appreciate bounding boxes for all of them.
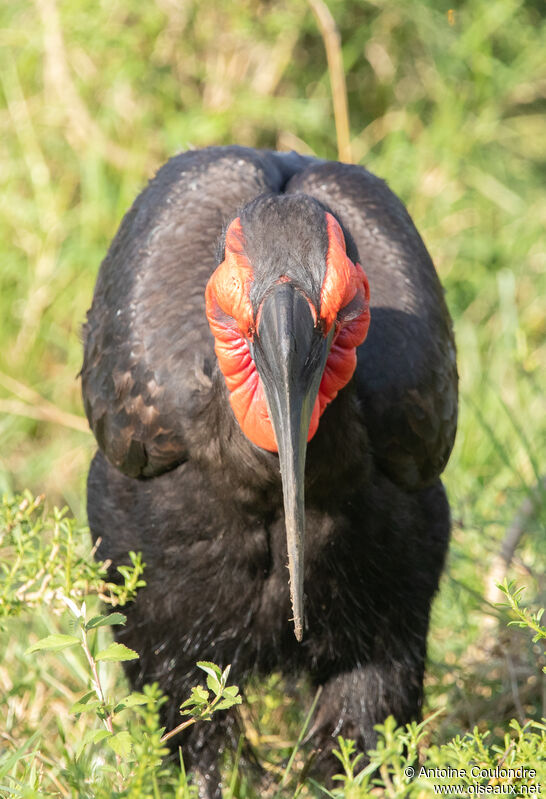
[305,381,372,503]
[191,372,372,511]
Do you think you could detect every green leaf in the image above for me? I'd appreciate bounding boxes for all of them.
[221,664,231,683]
[191,685,210,703]
[72,699,101,716]
[85,612,127,630]
[95,642,139,662]
[206,673,221,694]
[123,692,148,706]
[179,685,209,712]
[26,634,80,654]
[71,690,96,708]
[71,690,101,715]
[113,692,148,713]
[215,696,242,711]
[107,730,133,758]
[76,728,112,759]
[197,661,222,678]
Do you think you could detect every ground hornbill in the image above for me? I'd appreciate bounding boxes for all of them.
[82,145,458,795]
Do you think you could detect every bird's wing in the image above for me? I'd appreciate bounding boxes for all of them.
[81,146,312,477]
[286,161,458,489]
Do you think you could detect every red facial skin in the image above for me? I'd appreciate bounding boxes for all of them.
[205,213,371,452]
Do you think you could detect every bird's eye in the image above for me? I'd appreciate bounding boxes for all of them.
[337,291,366,326]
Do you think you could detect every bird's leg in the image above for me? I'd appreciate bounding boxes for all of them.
[192,764,222,799]
[306,654,425,780]
[162,717,225,799]
[303,484,451,780]
[162,698,246,799]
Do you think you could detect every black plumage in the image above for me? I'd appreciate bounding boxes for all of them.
[82,145,457,796]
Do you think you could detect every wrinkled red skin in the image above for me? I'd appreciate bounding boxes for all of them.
[205,213,370,452]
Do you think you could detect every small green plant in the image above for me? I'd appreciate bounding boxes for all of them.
[0,492,145,620]
[0,495,241,796]
[23,597,241,795]
[310,715,546,798]
[497,579,546,668]
[1,494,545,796]
[26,598,140,770]
[311,715,432,798]
[162,662,242,745]
[308,581,546,798]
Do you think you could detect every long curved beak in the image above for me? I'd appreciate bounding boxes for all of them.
[252,283,332,641]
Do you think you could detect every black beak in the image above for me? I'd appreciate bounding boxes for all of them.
[252,283,332,641]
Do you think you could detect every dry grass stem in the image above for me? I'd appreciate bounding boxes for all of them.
[34,0,133,170]
[0,370,90,433]
[0,398,90,434]
[484,478,545,613]
[307,0,352,163]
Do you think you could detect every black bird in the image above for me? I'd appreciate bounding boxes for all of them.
[82,145,457,795]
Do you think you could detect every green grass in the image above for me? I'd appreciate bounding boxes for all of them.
[0,0,545,795]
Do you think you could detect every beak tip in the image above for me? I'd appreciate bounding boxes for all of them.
[290,602,304,642]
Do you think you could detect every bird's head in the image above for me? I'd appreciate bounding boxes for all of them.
[205,194,370,640]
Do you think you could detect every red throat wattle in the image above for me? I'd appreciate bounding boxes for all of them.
[205,212,371,451]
